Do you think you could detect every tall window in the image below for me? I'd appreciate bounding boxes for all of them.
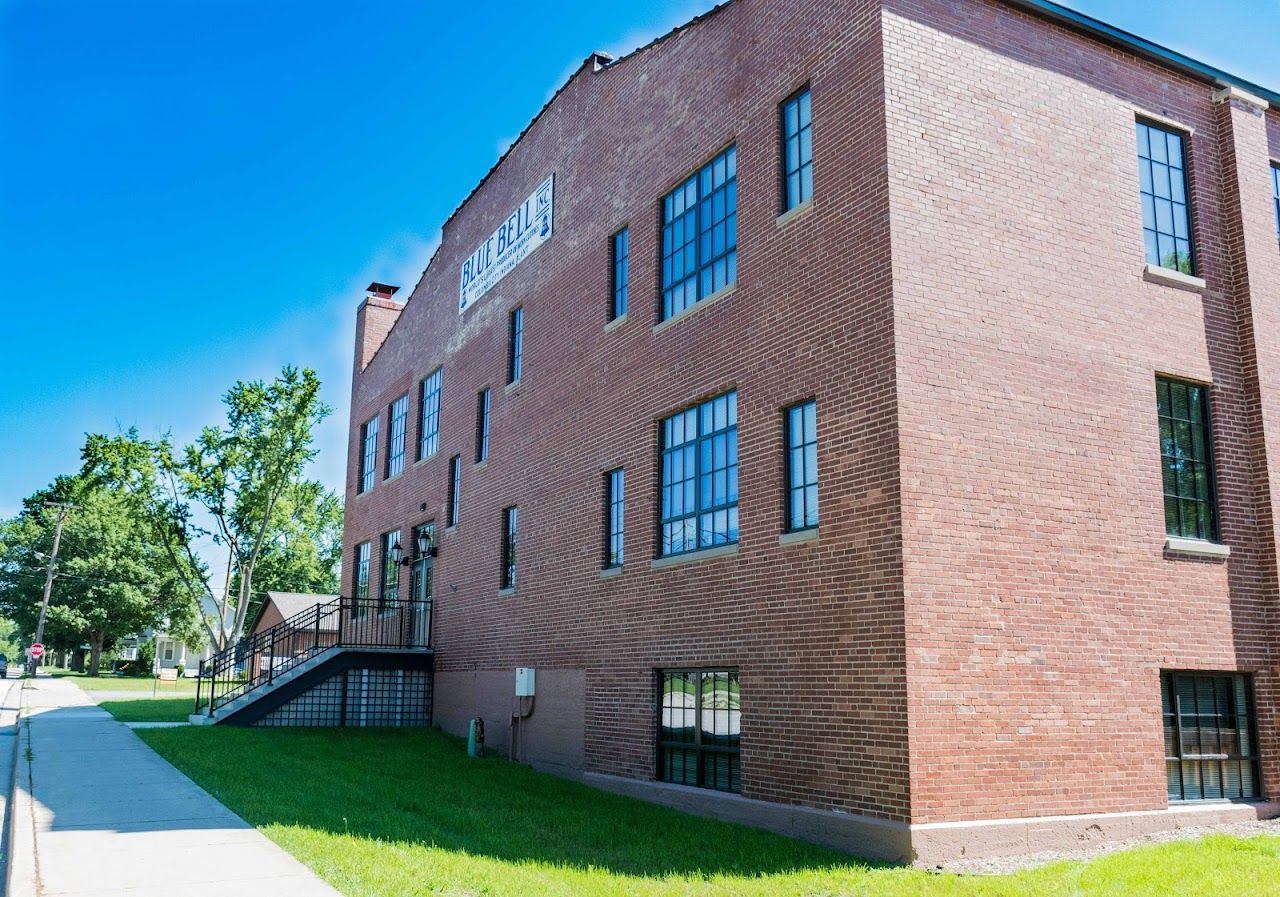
[379,530,400,612]
[1157,378,1218,542]
[658,670,740,793]
[353,542,370,616]
[785,400,819,531]
[661,145,737,320]
[500,506,518,589]
[1272,164,1279,239]
[660,391,738,556]
[447,455,461,527]
[386,394,409,478]
[1137,120,1194,274]
[475,389,491,463]
[781,88,813,211]
[1162,672,1259,801]
[358,415,379,494]
[611,228,630,320]
[419,368,442,461]
[411,522,434,604]
[605,468,625,568]
[508,308,523,384]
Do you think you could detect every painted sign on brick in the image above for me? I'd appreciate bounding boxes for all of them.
[458,174,554,314]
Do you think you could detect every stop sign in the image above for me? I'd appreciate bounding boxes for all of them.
[29,643,43,659]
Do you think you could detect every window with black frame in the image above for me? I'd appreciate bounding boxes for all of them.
[379,530,400,612]
[660,391,738,557]
[476,389,491,463]
[658,669,740,793]
[508,308,523,384]
[500,506,517,589]
[353,542,370,617]
[419,368,442,461]
[781,87,812,211]
[785,400,818,531]
[605,468,624,568]
[661,145,737,320]
[386,393,408,478]
[1272,164,1280,239]
[447,455,461,527]
[411,522,434,604]
[611,228,629,321]
[358,415,379,493]
[1136,120,1195,274]
[1162,671,1259,801]
[1157,377,1219,542]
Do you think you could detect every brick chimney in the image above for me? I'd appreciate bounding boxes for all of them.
[354,282,404,373]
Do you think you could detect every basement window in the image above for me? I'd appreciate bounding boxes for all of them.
[658,669,740,793]
[1162,671,1259,801]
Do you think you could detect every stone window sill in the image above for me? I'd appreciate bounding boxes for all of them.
[505,381,521,396]
[475,460,488,470]
[652,284,736,336]
[779,527,819,546]
[1165,536,1230,558]
[413,451,438,469]
[599,566,623,579]
[1144,264,1207,293]
[498,586,515,598]
[444,525,458,536]
[604,313,628,334]
[650,543,739,570]
[775,199,813,228]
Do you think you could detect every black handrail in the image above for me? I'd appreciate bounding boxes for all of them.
[195,598,432,716]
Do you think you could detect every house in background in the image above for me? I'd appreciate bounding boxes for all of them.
[249,591,341,639]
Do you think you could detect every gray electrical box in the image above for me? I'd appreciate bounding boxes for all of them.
[515,667,536,697]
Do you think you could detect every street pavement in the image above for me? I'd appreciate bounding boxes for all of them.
[9,674,343,897]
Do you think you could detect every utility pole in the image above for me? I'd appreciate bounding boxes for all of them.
[30,502,75,676]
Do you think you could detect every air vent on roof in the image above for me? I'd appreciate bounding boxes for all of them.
[591,50,614,72]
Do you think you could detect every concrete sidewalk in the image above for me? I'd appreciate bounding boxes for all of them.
[10,675,343,897]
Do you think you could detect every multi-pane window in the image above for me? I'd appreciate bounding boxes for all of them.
[411,522,434,604]
[1137,120,1194,274]
[660,391,738,556]
[1162,672,1259,802]
[1272,164,1280,239]
[353,542,371,616]
[611,228,630,320]
[785,401,818,531]
[379,530,400,612]
[447,455,461,527]
[385,394,409,479]
[605,468,625,568]
[658,669,740,793]
[358,416,379,494]
[781,88,813,211]
[661,145,737,320]
[419,368,442,461]
[508,308,523,384]
[1157,378,1218,541]
[475,389,491,463]
[500,506,518,589]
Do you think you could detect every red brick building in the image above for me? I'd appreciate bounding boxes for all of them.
[341,0,1280,863]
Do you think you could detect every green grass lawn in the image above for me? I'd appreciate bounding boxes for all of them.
[98,697,194,722]
[137,726,1280,897]
[52,669,198,695]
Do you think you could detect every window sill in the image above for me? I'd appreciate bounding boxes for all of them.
[1144,264,1207,293]
[497,586,515,598]
[383,470,404,485]
[444,525,458,536]
[475,459,488,470]
[1165,536,1230,558]
[504,381,521,396]
[413,452,438,469]
[652,284,736,336]
[775,199,814,228]
[604,313,628,334]
[599,565,623,579]
[650,543,739,570]
[778,527,819,546]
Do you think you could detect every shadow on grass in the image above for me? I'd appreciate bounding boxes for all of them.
[99,698,193,723]
[138,726,883,881]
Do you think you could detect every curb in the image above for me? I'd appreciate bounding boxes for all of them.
[6,678,33,897]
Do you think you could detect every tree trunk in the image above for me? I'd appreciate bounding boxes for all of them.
[70,649,86,673]
[87,632,105,677]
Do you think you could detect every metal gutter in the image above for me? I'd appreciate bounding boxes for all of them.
[1003,0,1278,107]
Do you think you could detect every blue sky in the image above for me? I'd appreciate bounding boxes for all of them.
[1,0,1277,519]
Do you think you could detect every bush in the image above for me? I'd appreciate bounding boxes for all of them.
[136,639,156,674]
[175,663,186,678]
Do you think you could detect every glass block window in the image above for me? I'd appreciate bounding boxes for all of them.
[782,88,813,211]
[476,389,491,464]
[1162,672,1259,801]
[501,506,518,589]
[1272,164,1279,239]
[661,145,737,320]
[447,455,461,527]
[660,391,738,557]
[658,669,741,793]
[1157,378,1218,541]
[786,400,818,531]
[353,542,371,616]
[611,228,629,321]
[385,394,409,479]
[358,415,379,494]
[419,368,442,461]
[379,530,400,612]
[605,468,624,568]
[1137,120,1194,274]
[508,308,523,384]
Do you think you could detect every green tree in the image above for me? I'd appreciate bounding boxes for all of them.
[86,366,332,650]
[0,475,198,676]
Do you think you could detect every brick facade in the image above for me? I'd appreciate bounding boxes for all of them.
[342,0,1280,861]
